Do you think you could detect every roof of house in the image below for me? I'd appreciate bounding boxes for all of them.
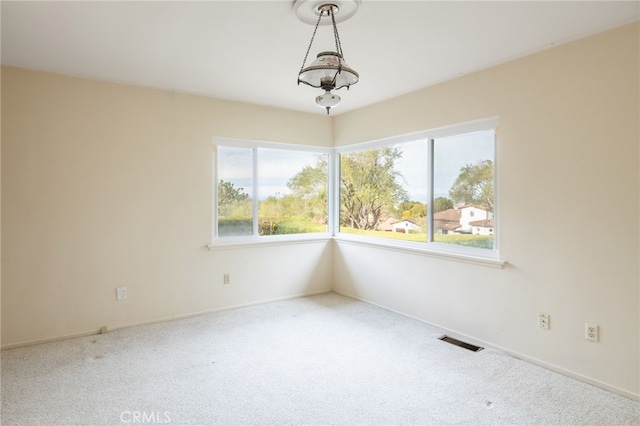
[376,217,396,232]
[433,209,461,221]
[391,218,418,225]
[469,218,494,227]
[459,204,491,211]
[437,222,461,231]
[433,209,461,231]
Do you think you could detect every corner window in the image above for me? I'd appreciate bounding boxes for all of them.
[212,119,498,261]
[214,141,329,240]
[337,119,497,257]
[339,140,428,242]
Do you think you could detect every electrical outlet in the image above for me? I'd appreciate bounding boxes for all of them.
[223,273,230,285]
[116,287,127,301]
[538,313,549,329]
[585,323,599,342]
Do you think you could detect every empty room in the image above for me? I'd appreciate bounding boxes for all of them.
[1,1,639,425]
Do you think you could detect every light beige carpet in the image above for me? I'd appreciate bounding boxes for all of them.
[2,292,638,425]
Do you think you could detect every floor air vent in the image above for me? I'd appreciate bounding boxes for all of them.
[439,335,484,352]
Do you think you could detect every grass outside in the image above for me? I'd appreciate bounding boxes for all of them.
[220,217,493,249]
[341,227,494,249]
[260,217,327,235]
[341,227,427,242]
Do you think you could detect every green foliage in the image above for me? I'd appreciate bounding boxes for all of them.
[218,180,249,206]
[221,215,325,237]
[449,160,494,210]
[284,156,328,222]
[434,234,494,249]
[287,158,327,200]
[218,199,252,221]
[219,156,329,238]
[218,180,252,222]
[433,197,454,213]
[259,196,281,220]
[218,152,494,246]
[398,200,427,219]
[340,147,408,230]
[259,156,329,235]
[286,149,408,231]
[259,218,327,235]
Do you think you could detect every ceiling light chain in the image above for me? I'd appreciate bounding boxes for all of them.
[298,11,324,78]
[330,8,344,59]
[329,7,344,89]
[296,1,359,115]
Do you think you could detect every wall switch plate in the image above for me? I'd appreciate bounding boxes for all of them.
[223,273,230,285]
[538,313,549,329]
[116,287,127,301]
[585,323,599,342]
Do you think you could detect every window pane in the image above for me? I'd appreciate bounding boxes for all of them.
[433,130,495,249]
[257,149,328,235]
[217,146,253,237]
[340,140,428,242]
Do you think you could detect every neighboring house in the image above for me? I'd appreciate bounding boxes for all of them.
[391,218,422,233]
[376,217,395,232]
[469,218,494,235]
[459,205,493,232]
[434,205,493,234]
[433,209,461,234]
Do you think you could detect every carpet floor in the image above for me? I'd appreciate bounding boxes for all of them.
[1,292,638,425]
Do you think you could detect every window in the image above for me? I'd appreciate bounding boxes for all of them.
[339,140,428,241]
[337,119,497,257]
[214,141,329,240]
[216,146,253,237]
[212,119,498,261]
[433,130,495,250]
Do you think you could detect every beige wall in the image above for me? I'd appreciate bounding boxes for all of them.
[333,22,639,398]
[1,22,638,399]
[1,67,334,347]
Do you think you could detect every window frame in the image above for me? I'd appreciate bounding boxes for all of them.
[209,119,503,268]
[212,137,334,245]
[333,117,500,263]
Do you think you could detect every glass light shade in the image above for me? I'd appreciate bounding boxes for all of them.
[316,90,341,108]
[298,51,359,90]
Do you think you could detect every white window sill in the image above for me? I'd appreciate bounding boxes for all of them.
[206,233,505,269]
[207,233,332,251]
[333,234,506,269]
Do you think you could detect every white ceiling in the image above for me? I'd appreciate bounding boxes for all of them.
[2,1,638,115]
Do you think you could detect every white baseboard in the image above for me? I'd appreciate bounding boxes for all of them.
[1,329,101,351]
[1,289,333,351]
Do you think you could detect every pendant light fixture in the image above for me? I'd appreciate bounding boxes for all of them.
[295,0,360,114]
